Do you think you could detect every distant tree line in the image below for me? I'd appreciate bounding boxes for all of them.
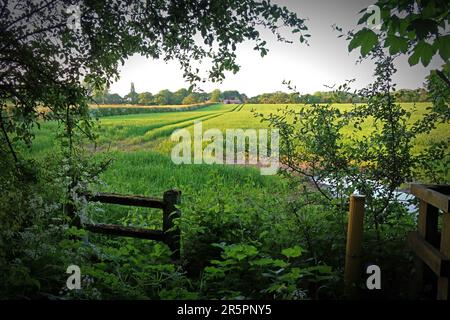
[93,83,430,105]
[92,83,249,105]
[247,88,430,104]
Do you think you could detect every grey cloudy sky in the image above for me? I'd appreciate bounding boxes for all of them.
[109,0,444,97]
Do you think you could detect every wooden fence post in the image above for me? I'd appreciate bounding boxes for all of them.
[437,213,450,300]
[411,200,439,297]
[163,189,181,261]
[344,194,366,298]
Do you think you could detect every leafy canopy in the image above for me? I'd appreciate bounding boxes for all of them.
[347,0,449,66]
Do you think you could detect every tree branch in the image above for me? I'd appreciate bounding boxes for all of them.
[4,0,60,31]
[15,21,66,43]
[0,106,19,165]
[436,70,450,89]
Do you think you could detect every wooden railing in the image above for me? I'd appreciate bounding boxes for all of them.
[79,189,181,261]
[408,184,450,300]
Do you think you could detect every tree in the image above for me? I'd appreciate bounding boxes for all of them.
[155,89,174,105]
[221,90,242,101]
[345,0,449,169]
[209,89,221,102]
[92,86,108,104]
[182,93,200,105]
[138,92,154,105]
[173,88,189,104]
[105,93,124,104]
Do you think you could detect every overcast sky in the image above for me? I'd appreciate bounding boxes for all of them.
[109,0,444,97]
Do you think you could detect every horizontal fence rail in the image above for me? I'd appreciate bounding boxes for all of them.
[84,223,165,241]
[85,192,165,209]
[81,189,181,261]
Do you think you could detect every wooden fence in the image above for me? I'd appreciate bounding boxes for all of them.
[408,184,450,300]
[77,189,181,261]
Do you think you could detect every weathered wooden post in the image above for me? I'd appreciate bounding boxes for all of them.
[411,199,439,297]
[344,194,366,298]
[437,213,450,300]
[163,189,181,261]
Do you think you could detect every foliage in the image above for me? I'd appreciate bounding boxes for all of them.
[347,0,449,67]
[1,0,447,301]
[201,243,333,299]
[209,89,221,102]
[94,86,432,106]
[182,93,201,105]
[255,48,449,240]
[154,89,174,105]
[138,92,154,105]
[248,89,368,104]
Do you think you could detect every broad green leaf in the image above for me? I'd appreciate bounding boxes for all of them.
[348,28,378,57]
[385,35,408,55]
[408,41,435,66]
[281,245,304,258]
[436,35,450,61]
[407,19,438,40]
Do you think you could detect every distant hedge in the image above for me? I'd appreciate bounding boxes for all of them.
[89,102,217,117]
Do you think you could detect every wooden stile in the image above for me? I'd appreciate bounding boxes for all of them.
[409,184,450,300]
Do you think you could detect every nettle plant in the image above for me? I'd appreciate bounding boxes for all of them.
[256,47,449,239]
[201,243,333,300]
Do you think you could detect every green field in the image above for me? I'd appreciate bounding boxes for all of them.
[28,102,449,199]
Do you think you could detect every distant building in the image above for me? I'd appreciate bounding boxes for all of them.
[222,97,242,104]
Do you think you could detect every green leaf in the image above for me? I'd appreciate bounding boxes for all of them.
[436,35,450,61]
[281,245,304,258]
[348,28,378,57]
[408,41,435,67]
[384,35,408,55]
[224,244,258,261]
[407,19,438,40]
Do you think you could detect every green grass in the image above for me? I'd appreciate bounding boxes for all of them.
[28,102,449,193]
[85,149,283,225]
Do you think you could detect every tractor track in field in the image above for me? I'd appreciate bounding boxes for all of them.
[136,110,229,136]
[235,104,245,112]
[103,104,245,151]
[99,113,210,138]
[145,104,244,140]
[143,112,227,141]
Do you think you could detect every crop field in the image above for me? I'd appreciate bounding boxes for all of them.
[29,102,448,196]
[32,102,448,157]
